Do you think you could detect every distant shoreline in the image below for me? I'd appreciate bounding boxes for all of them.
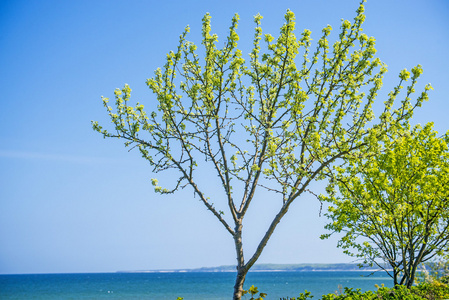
[117,263,388,273]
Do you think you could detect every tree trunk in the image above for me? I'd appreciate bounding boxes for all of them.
[233,220,247,300]
[233,267,248,300]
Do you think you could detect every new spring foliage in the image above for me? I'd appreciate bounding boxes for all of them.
[93,1,432,298]
[322,123,449,287]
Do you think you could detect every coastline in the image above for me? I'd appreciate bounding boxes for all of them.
[117,263,389,273]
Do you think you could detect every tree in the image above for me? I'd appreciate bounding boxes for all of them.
[92,1,432,298]
[322,123,449,287]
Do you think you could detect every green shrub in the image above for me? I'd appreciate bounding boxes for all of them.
[282,281,449,300]
[411,281,449,300]
[175,281,449,300]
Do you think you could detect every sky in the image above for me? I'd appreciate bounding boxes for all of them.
[0,0,448,275]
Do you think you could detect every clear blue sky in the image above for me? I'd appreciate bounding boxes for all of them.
[0,0,448,274]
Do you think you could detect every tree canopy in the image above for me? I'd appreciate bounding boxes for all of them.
[322,123,449,287]
[92,1,432,298]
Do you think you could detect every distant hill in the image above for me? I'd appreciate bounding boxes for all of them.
[192,263,377,272]
[119,263,381,273]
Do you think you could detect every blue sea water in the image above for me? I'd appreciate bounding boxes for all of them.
[0,271,393,299]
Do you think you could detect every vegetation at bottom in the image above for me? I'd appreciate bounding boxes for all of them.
[279,282,449,300]
[176,282,449,300]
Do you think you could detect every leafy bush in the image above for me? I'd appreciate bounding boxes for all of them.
[175,282,449,300]
[281,282,449,300]
[412,281,449,300]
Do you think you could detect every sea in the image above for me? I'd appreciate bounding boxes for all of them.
[0,271,393,299]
